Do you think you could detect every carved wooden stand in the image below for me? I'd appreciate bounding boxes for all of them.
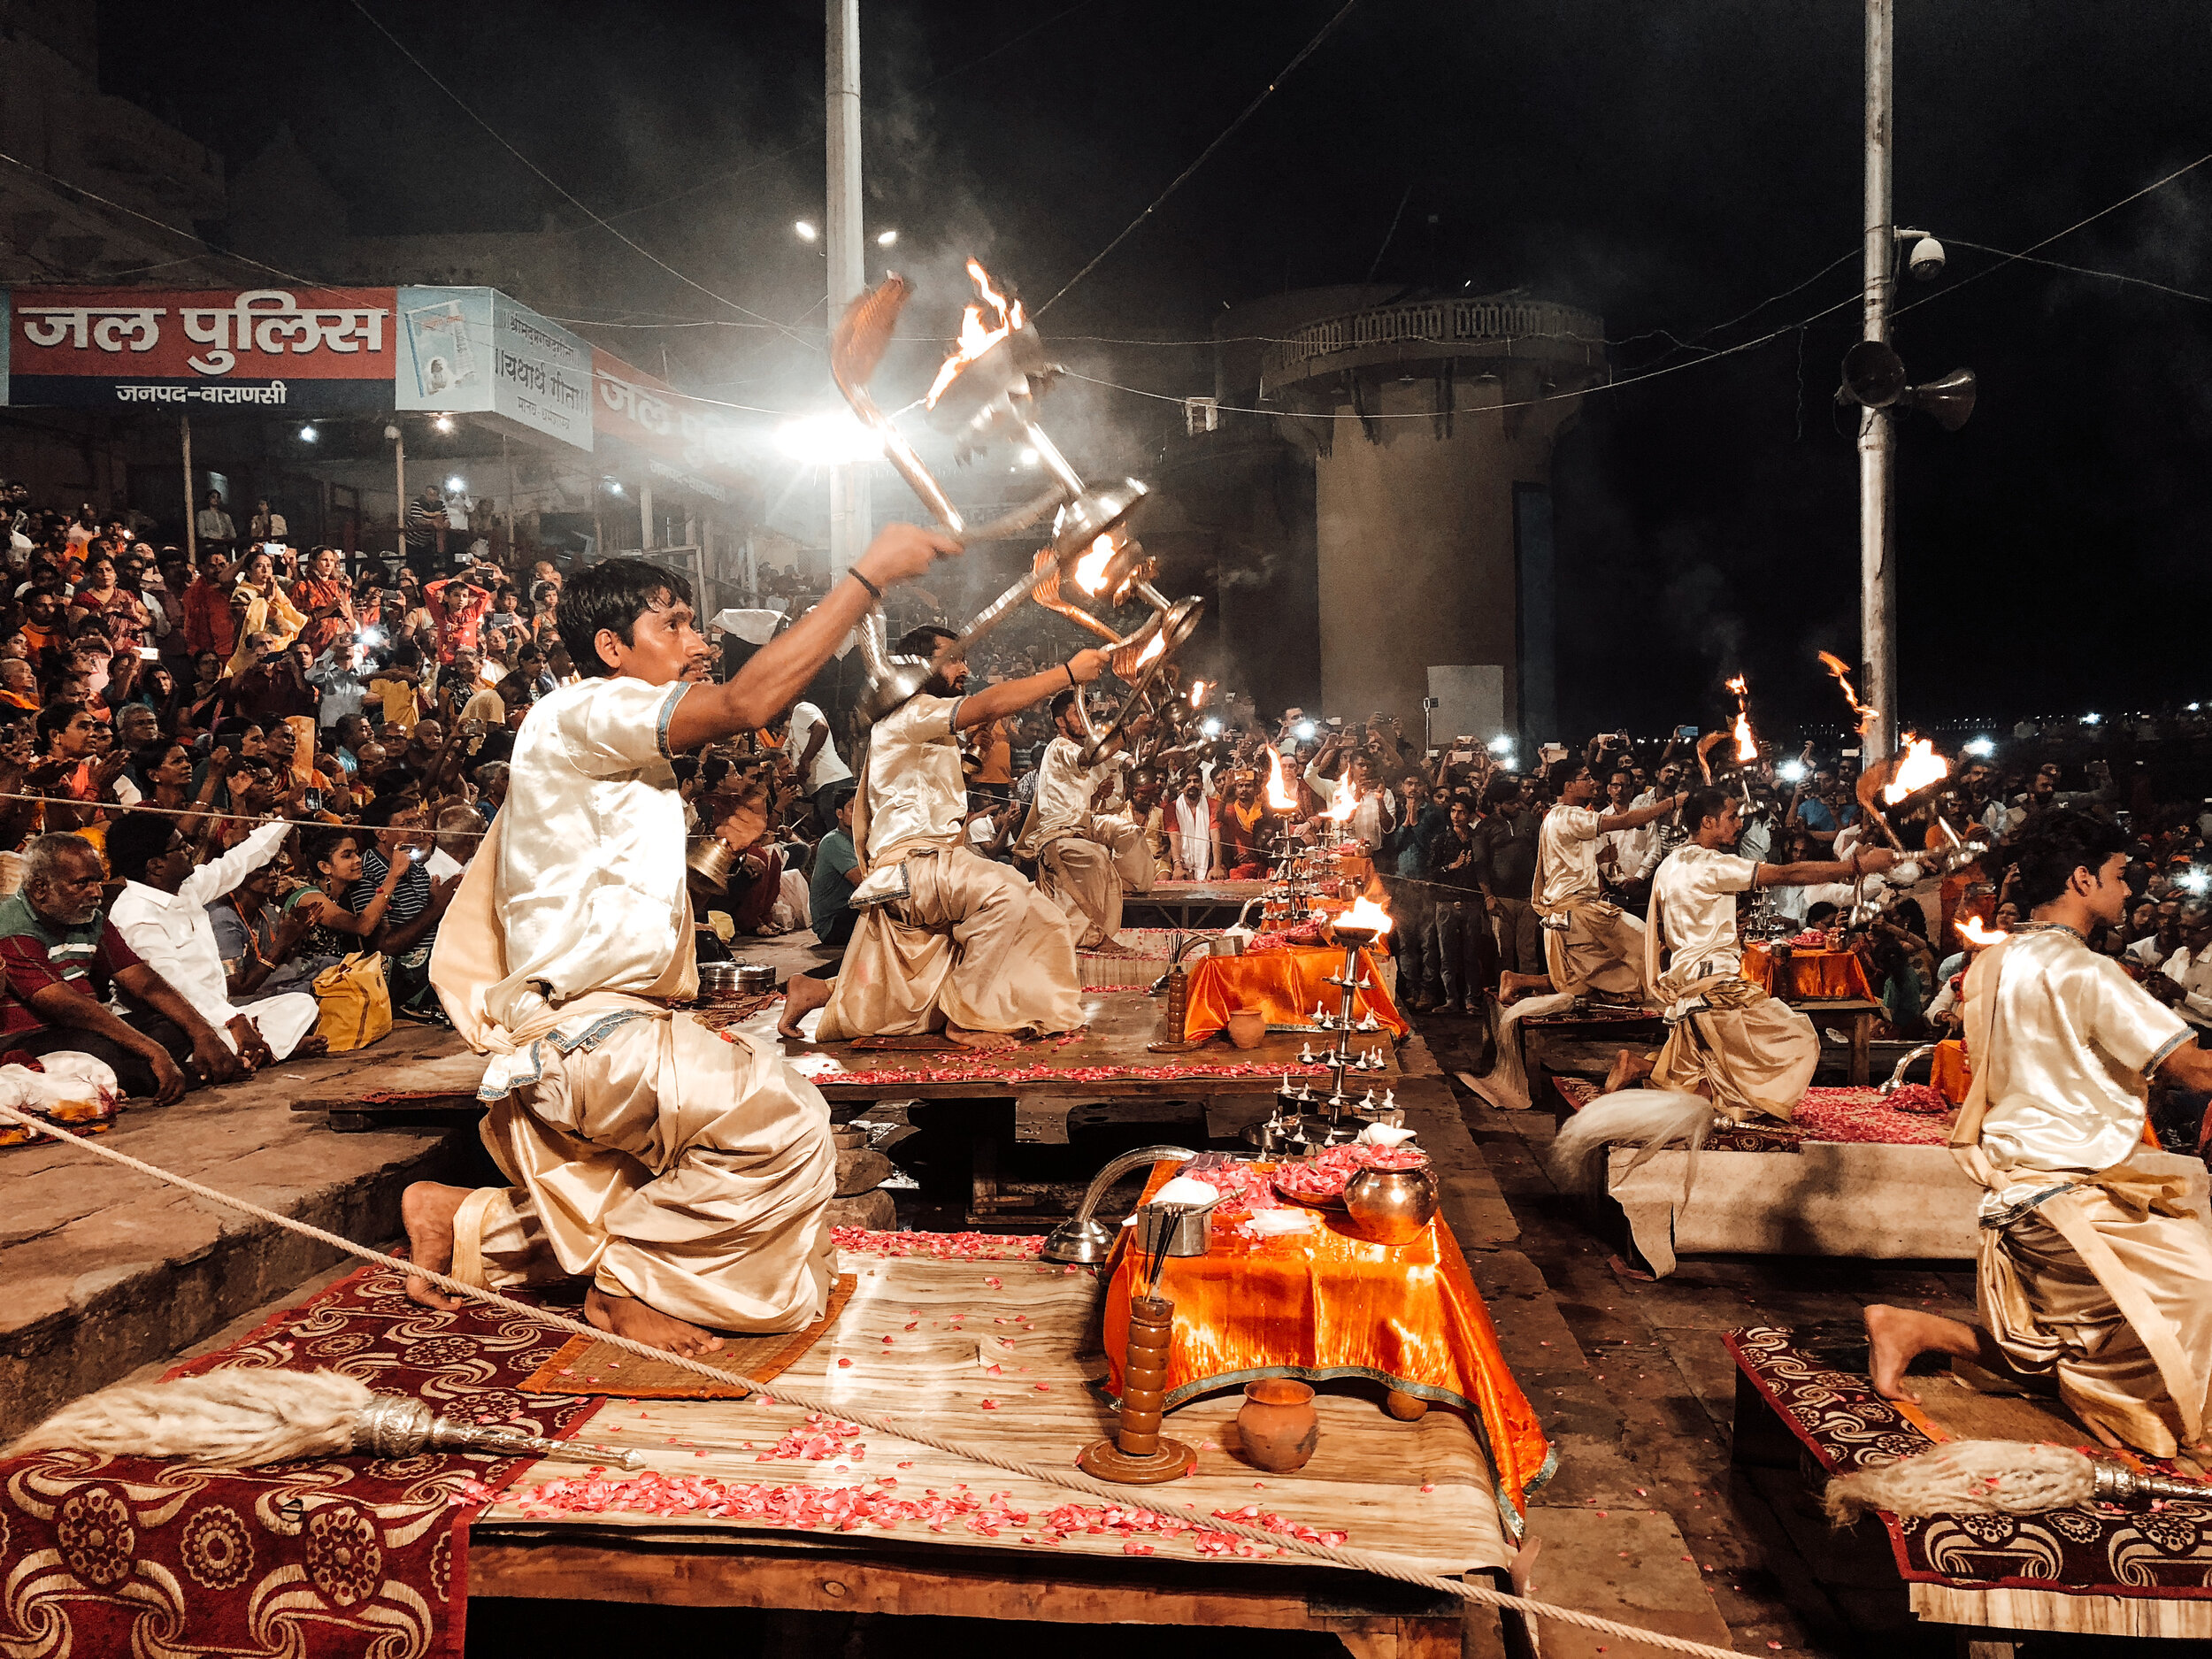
[1078,1293,1194,1484]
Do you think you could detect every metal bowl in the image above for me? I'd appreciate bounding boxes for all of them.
[1343,1165,1439,1246]
[733,963,777,995]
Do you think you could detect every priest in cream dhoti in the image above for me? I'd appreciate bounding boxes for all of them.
[399,526,956,1356]
[1014,688,1155,949]
[1601,787,1902,1116]
[780,627,1110,1049]
[1867,810,2212,1457]
[1471,757,1685,1110]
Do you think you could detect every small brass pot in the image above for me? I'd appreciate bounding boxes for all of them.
[1343,1164,1439,1246]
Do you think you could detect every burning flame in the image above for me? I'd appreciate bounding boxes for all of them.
[1955,915,2008,949]
[1882,733,1950,803]
[1325,784,1360,824]
[925,258,1024,408]
[1071,534,1114,595]
[1726,674,1756,763]
[1336,894,1394,937]
[1264,748,1298,811]
[1817,651,1878,737]
[1133,632,1165,668]
[1188,679,1209,709]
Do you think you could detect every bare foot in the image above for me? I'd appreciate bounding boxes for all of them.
[294,1035,329,1058]
[778,972,833,1040]
[1499,972,1555,1006]
[1601,1048,1655,1094]
[1865,1302,1984,1403]
[1084,939,1139,957]
[586,1284,726,1357]
[945,1024,1020,1049]
[401,1181,473,1312]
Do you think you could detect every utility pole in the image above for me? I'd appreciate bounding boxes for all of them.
[1858,0,1897,760]
[825,0,870,578]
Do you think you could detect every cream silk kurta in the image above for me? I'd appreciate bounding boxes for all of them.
[431,673,835,1334]
[1645,842,1816,1122]
[1957,926,2211,1455]
[818,693,1083,1040]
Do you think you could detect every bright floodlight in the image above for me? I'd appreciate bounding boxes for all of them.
[607,480,625,496]
[1018,446,1041,466]
[875,229,898,248]
[795,220,819,242]
[1963,736,1995,757]
[776,411,883,467]
[1777,759,1806,783]
[445,476,465,495]
[1487,733,1514,754]
[1294,720,1316,741]
[2183,868,2212,895]
[298,424,319,442]
[2082,712,2101,726]
[1202,718,1223,738]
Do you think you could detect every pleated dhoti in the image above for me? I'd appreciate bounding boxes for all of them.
[1650,977,1817,1123]
[1978,1176,2212,1457]
[1033,815,1156,948]
[1542,900,1649,1002]
[451,1010,836,1334]
[818,844,1084,1040]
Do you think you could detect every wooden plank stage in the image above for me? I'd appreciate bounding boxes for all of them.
[1121,881,1271,929]
[471,1248,1504,1658]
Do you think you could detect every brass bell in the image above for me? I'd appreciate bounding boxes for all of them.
[687,834,735,893]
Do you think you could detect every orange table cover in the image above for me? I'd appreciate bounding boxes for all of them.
[1102,1164,1554,1530]
[1740,941,1877,1002]
[1182,945,1407,1043]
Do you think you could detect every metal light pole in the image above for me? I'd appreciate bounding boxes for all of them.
[1857,0,1898,760]
[825,0,871,578]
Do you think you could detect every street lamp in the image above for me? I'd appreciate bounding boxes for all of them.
[795,220,819,242]
[433,413,455,434]
[875,228,898,248]
[298,424,319,442]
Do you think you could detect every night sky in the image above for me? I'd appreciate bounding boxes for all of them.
[101,0,2212,734]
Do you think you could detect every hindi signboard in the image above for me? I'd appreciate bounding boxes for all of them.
[4,287,397,411]
[395,287,592,451]
[590,347,750,503]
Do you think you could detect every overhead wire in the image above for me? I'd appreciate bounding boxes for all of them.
[1034,0,1365,317]
[1937,237,2210,307]
[346,0,817,349]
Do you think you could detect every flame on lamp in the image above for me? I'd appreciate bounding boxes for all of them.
[1188,679,1209,709]
[1133,632,1165,668]
[924,258,1023,409]
[1337,894,1394,936]
[1264,748,1298,811]
[1882,733,1950,803]
[1324,784,1360,824]
[1071,533,1114,595]
[1955,915,2008,948]
[1725,674,1756,763]
[1817,651,1878,737]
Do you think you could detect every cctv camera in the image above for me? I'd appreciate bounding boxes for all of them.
[1908,235,1945,281]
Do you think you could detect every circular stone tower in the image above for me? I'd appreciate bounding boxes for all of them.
[1223,288,1605,746]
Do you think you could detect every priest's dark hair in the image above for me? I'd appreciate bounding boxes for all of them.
[1049,687,1078,720]
[2008,808,2131,910]
[557,557,695,677]
[1681,787,1733,833]
[896,624,956,657]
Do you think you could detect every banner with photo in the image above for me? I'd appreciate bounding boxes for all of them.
[395,286,592,451]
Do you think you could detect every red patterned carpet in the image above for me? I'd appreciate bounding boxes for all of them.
[0,1261,607,1658]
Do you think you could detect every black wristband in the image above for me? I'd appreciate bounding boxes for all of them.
[1064,663,1078,688]
[851,569,884,603]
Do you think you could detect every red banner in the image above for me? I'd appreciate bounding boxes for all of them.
[590,346,748,501]
[6,287,398,411]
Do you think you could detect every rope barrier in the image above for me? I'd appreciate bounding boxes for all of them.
[0,1098,1759,1658]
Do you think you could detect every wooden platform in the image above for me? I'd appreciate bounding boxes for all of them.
[1122,881,1270,928]
[470,1248,1505,1659]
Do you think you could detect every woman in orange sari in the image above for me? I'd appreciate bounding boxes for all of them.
[289,545,357,657]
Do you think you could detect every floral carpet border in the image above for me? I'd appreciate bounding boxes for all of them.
[1727,1325,2212,1601]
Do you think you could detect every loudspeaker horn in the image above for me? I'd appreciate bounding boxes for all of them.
[1903,367,1977,432]
[1839,339,1908,409]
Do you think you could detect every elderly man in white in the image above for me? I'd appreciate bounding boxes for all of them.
[103,812,323,1065]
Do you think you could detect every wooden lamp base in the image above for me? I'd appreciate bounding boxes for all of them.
[1077,1435,1197,1485]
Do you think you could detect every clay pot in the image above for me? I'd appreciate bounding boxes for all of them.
[1225,1008,1267,1050]
[1238,1378,1319,1473]
[1383,1389,1430,1421]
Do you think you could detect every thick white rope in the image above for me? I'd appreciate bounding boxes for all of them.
[0,1101,1753,1659]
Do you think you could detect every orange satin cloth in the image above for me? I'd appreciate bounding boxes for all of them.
[1932,1038,1970,1104]
[1102,1163,1553,1524]
[1740,941,1876,1002]
[1183,945,1407,1043]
